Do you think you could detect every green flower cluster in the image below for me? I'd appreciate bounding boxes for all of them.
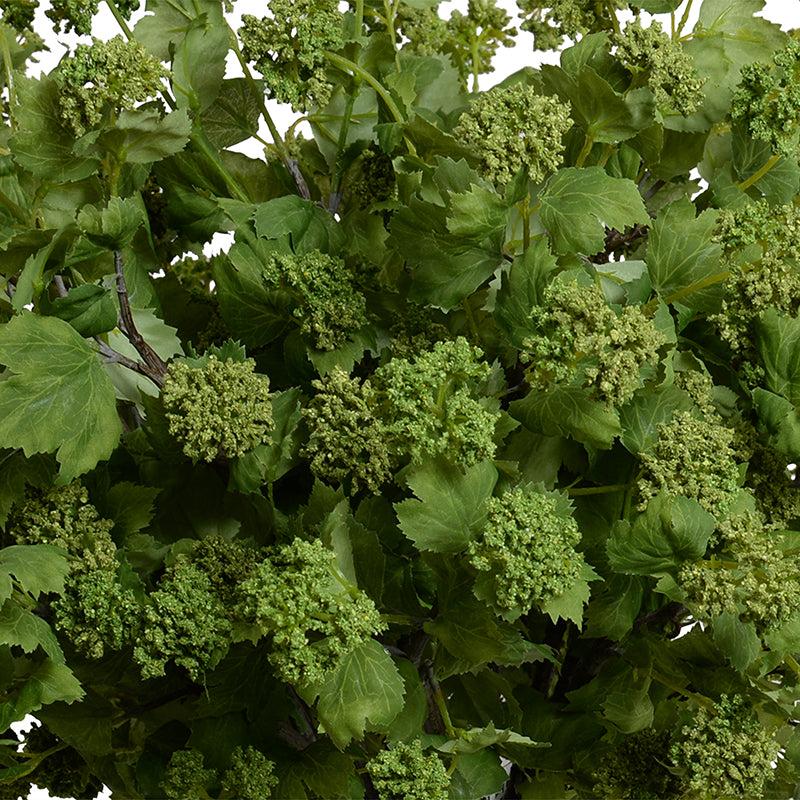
[613,20,703,116]
[678,501,800,629]
[637,411,741,516]
[241,538,384,687]
[56,36,165,137]
[303,338,499,489]
[22,724,102,800]
[468,485,582,617]
[135,557,232,680]
[134,537,257,681]
[346,146,397,211]
[0,0,37,32]
[454,83,572,186]
[302,368,393,494]
[10,483,139,659]
[395,6,451,57]
[731,39,800,156]
[162,353,273,463]
[445,0,516,89]
[517,0,626,51]
[238,0,344,112]
[670,695,778,798]
[366,739,450,800]
[46,0,138,34]
[522,278,665,407]
[374,337,500,468]
[264,251,368,351]
[591,730,684,800]
[712,201,800,366]
[161,747,277,800]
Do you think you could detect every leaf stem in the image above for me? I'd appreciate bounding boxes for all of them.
[575,133,595,168]
[104,0,134,39]
[677,0,695,37]
[651,669,715,710]
[737,153,781,192]
[567,483,632,496]
[0,31,16,129]
[230,39,312,200]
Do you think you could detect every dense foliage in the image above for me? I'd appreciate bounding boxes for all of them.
[1,0,800,797]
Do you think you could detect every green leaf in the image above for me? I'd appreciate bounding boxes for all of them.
[101,482,160,538]
[214,241,292,349]
[585,575,645,641]
[540,563,598,626]
[316,639,405,749]
[253,196,316,241]
[607,494,715,576]
[712,611,761,672]
[0,599,63,662]
[510,386,621,450]
[77,196,144,249]
[389,158,506,309]
[0,545,69,602]
[394,460,497,553]
[0,314,122,480]
[601,664,654,733]
[385,659,427,742]
[645,198,723,311]
[494,238,558,348]
[201,78,263,149]
[12,235,57,313]
[172,18,229,112]
[538,167,648,256]
[10,76,99,182]
[229,388,304,493]
[756,309,800,406]
[102,108,192,164]
[3,659,83,730]
[448,750,509,800]
[48,284,118,337]
[619,386,693,454]
[751,388,800,457]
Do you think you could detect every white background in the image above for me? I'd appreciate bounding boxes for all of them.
[13,0,800,797]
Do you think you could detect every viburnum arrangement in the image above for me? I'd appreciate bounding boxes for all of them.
[1,0,800,796]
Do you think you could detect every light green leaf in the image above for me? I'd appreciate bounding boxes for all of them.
[49,284,118,337]
[510,386,621,450]
[201,78,263,148]
[77,196,144,249]
[645,197,723,311]
[316,640,405,749]
[0,451,52,530]
[712,611,761,672]
[751,388,800,458]
[585,575,645,641]
[10,76,99,182]
[5,659,83,728]
[494,238,558,348]
[538,167,648,255]
[103,108,192,164]
[230,388,304,493]
[756,309,800,406]
[394,460,497,553]
[540,563,598,626]
[0,599,63,662]
[607,494,715,576]
[0,314,122,480]
[0,545,69,601]
[172,18,228,112]
[619,385,693,454]
[446,183,508,239]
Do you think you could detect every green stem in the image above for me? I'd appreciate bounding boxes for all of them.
[328,81,359,211]
[190,128,250,203]
[737,153,781,192]
[0,187,30,225]
[784,654,800,680]
[567,483,632,496]
[470,37,480,94]
[461,297,481,344]
[324,52,404,125]
[324,51,417,156]
[432,680,456,738]
[604,0,621,36]
[1,34,16,129]
[104,0,134,39]
[661,269,731,308]
[677,0,696,37]
[519,194,531,252]
[231,39,311,199]
[575,133,595,167]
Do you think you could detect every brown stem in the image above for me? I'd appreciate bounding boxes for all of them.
[114,250,167,382]
[53,275,68,298]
